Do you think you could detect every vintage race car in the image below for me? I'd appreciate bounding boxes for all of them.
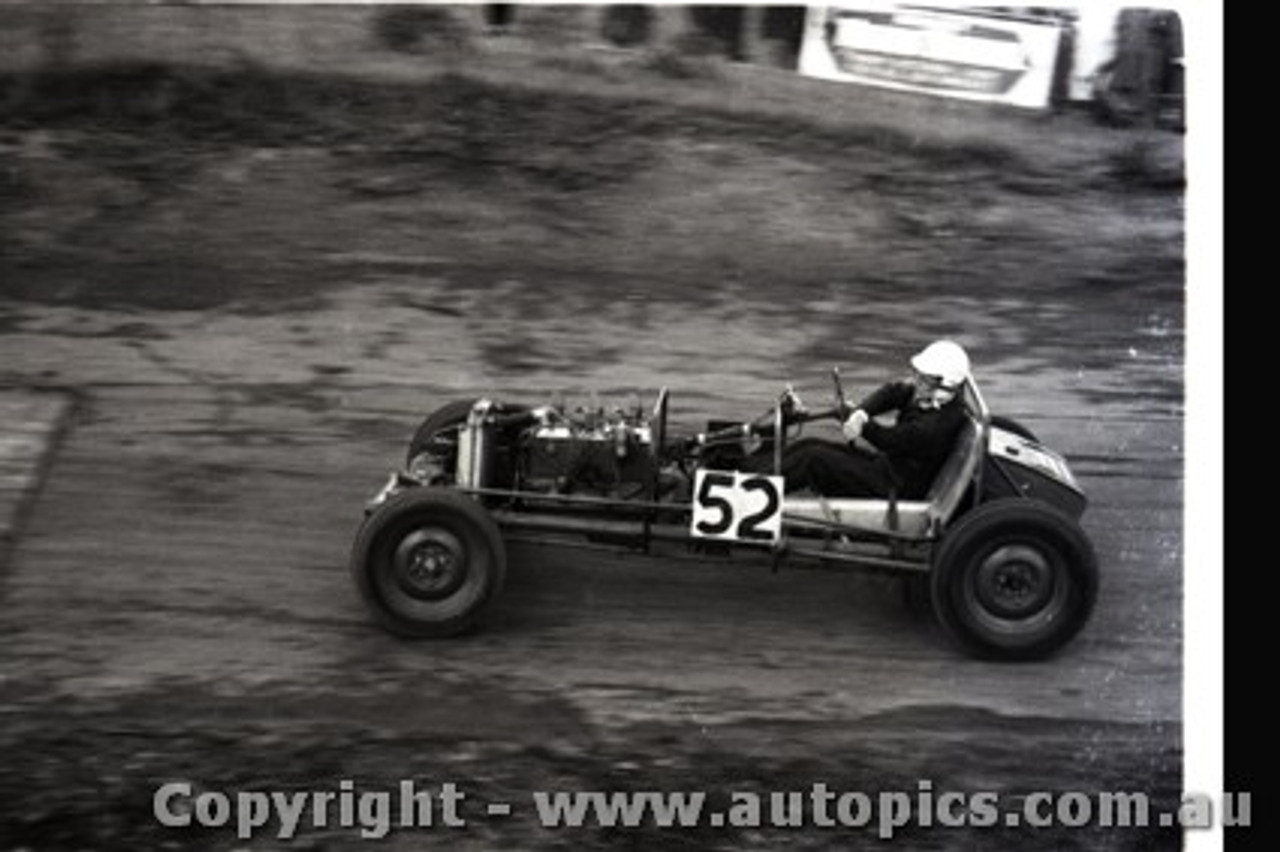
[351,371,1097,661]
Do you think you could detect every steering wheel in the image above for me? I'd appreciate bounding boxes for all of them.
[773,367,850,428]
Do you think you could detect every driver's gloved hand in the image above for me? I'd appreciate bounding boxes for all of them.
[842,409,869,442]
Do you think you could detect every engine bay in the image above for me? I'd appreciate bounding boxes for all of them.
[456,399,661,498]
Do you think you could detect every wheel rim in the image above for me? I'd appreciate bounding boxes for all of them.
[393,528,467,599]
[973,545,1054,618]
[369,509,494,625]
[962,539,1071,637]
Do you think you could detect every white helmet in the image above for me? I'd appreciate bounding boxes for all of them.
[910,340,970,389]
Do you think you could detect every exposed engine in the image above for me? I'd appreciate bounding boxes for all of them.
[521,418,656,497]
[457,400,658,498]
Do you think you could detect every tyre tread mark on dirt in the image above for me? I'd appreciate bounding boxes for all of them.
[0,388,79,576]
[126,338,243,436]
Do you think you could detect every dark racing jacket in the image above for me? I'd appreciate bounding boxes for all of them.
[856,381,968,498]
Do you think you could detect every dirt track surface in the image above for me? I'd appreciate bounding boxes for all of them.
[0,65,1185,850]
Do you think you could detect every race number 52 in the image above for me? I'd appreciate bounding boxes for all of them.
[691,470,784,544]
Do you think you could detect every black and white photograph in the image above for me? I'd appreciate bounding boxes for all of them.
[0,2,1223,849]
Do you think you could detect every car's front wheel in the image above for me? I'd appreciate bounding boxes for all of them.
[351,488,507,638]
[931,499,1097,661]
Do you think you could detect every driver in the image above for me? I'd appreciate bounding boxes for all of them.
[773,340,972,499]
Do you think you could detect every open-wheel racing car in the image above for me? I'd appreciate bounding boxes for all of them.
[351,370,1098,661]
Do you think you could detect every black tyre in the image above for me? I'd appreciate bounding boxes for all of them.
[406,398,478,480]
[989,415,1039,443]
[351,488,507,638]
[931,500,1097,661]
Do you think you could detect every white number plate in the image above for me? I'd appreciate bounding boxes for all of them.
[690,470,784,544]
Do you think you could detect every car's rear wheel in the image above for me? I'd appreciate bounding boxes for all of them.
[989,415,1039,443]
[931,499,1097,660]
[351,488,507,638]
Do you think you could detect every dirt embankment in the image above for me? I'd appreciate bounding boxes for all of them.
[1,63,1184,402]
[1,62,1184,305]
